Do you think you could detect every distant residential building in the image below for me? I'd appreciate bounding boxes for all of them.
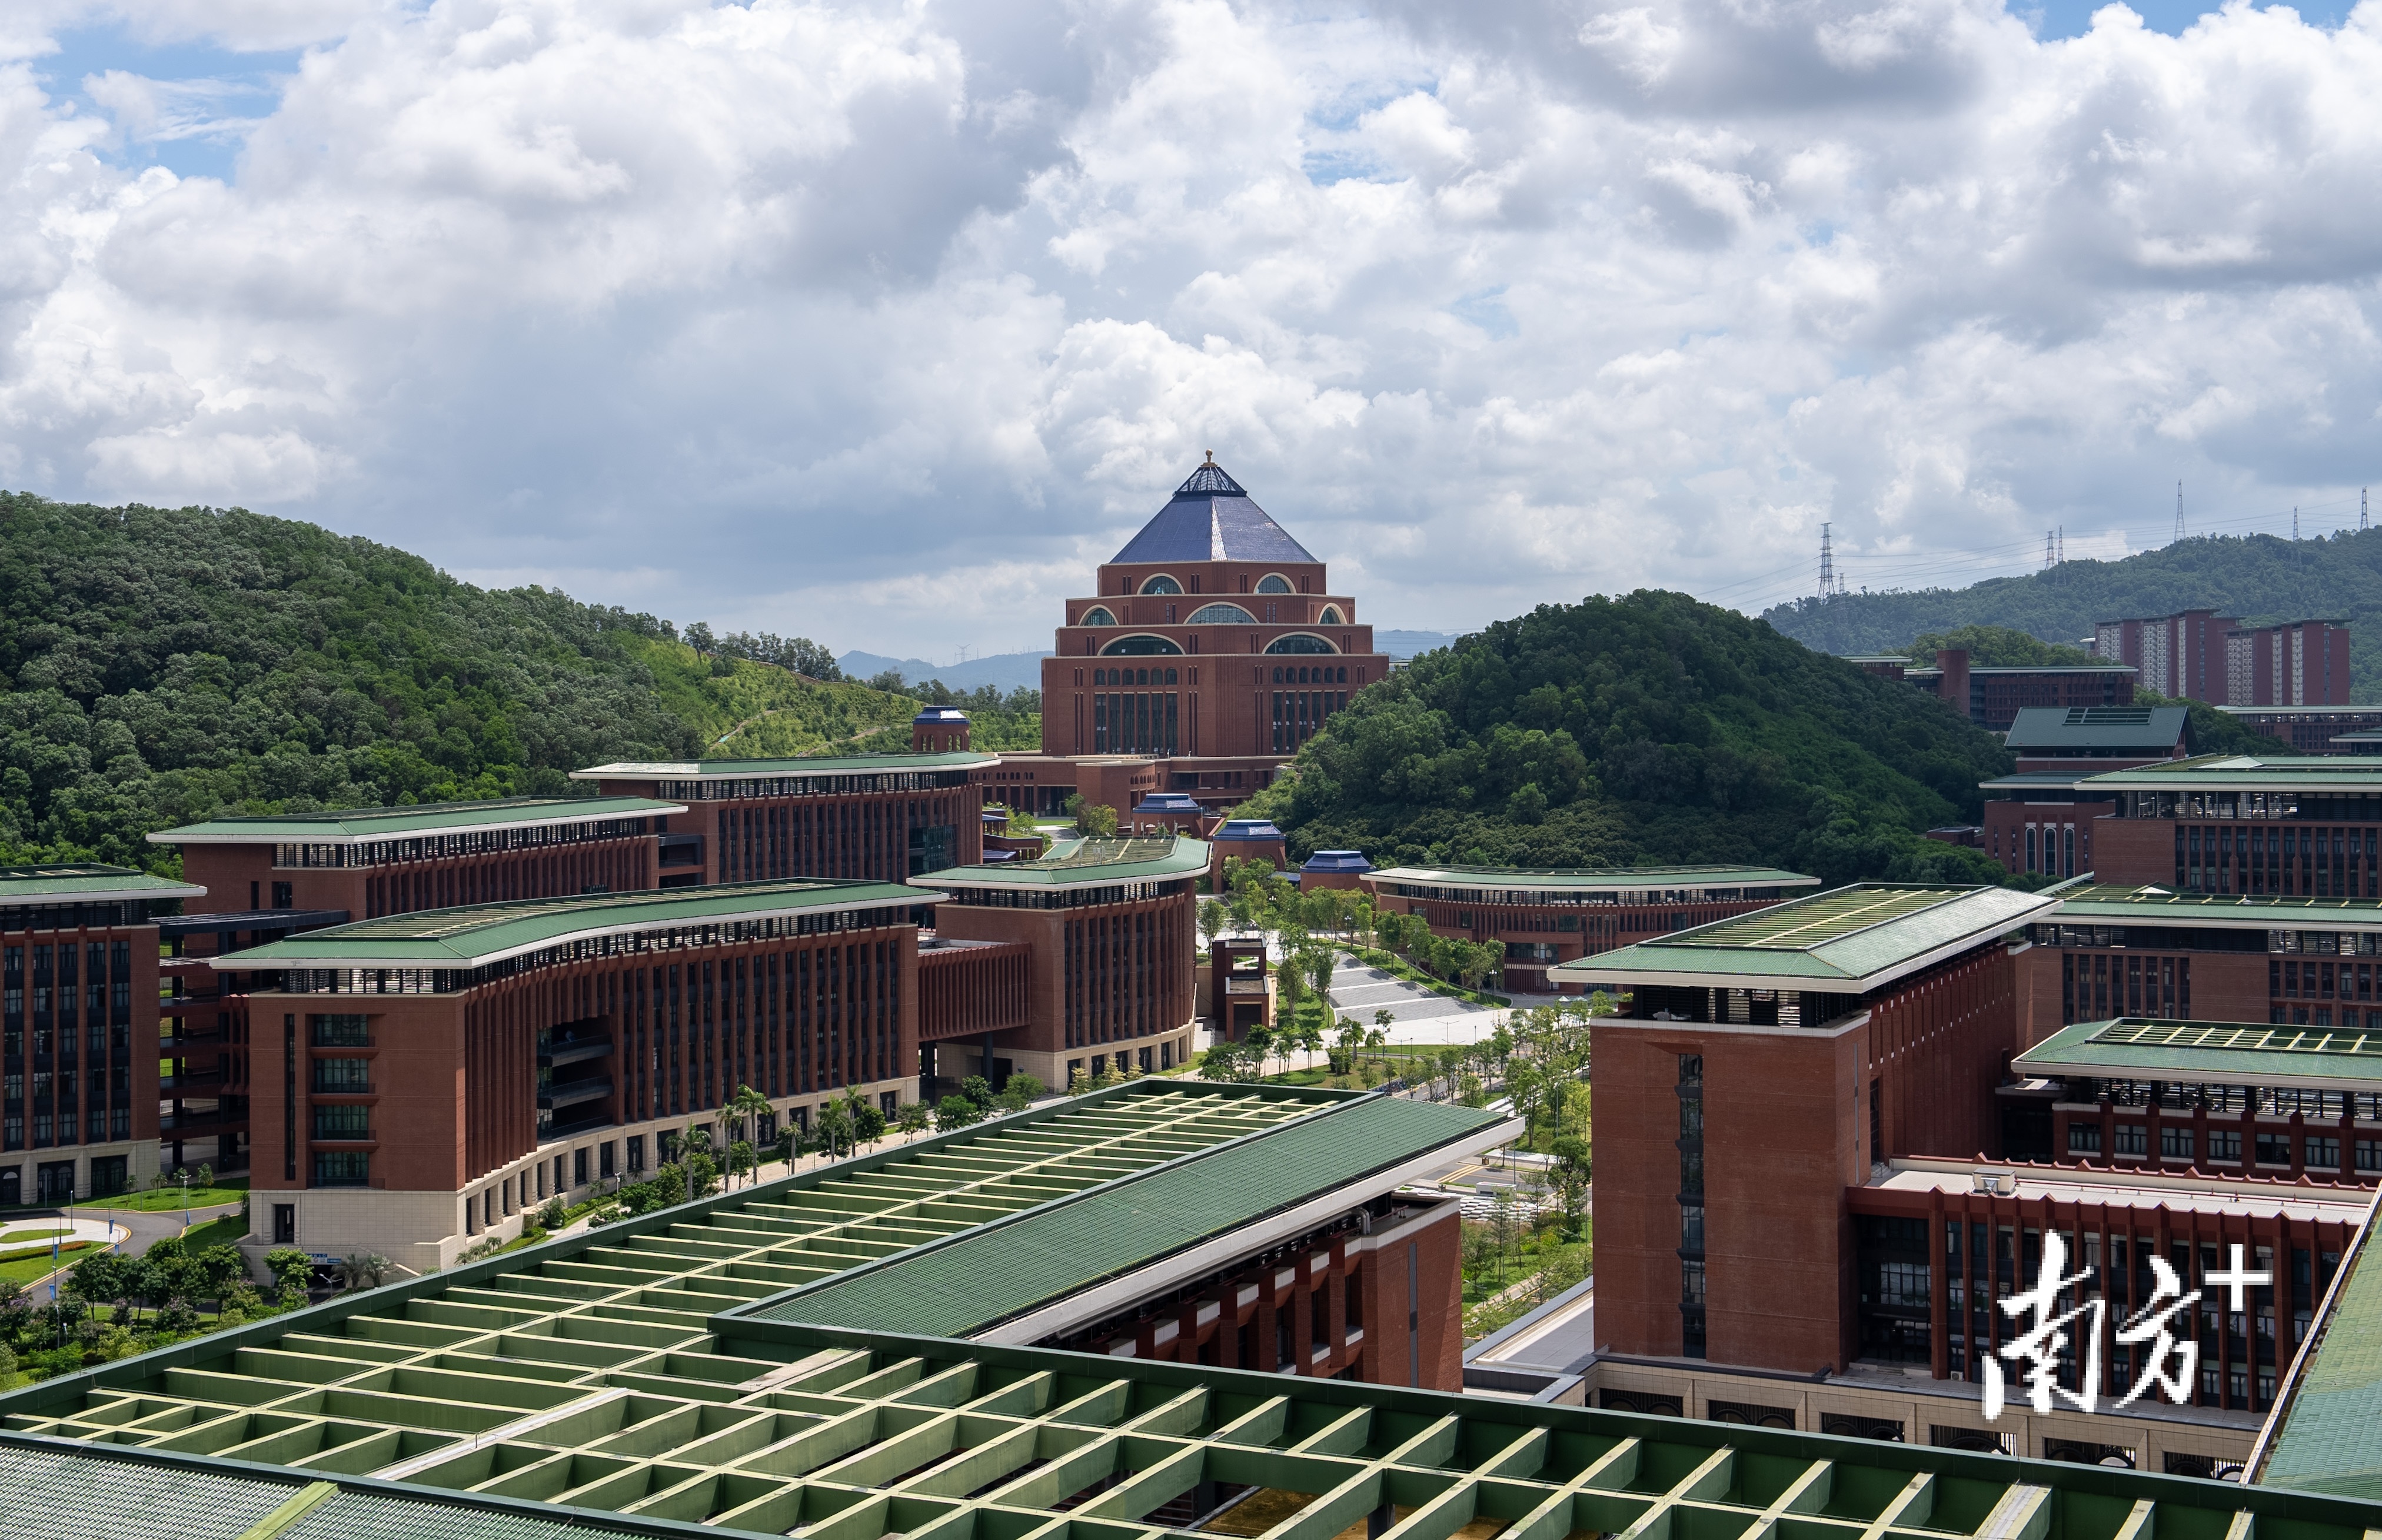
[2093,611,2353,708]
[2226,619,2353,707]
[2095,610,2239,700]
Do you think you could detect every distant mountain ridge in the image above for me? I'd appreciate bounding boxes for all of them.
[838,650,1051,693]
[1759,530,2382,700]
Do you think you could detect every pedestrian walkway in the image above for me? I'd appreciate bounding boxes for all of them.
[1325,956,1502,1044]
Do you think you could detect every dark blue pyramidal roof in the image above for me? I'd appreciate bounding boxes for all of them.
[1110,457,1319,566]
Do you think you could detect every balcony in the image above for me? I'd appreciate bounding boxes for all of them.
[160,1070,226,1095]
[537,1037,612,1070]
[536,1078,613,1111]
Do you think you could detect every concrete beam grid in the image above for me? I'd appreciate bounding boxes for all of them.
[4,1082,2380,1540]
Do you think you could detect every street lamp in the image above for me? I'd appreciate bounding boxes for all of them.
[177,1168,191,1230]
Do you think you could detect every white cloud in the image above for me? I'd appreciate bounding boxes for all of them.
[1,0,2380,651]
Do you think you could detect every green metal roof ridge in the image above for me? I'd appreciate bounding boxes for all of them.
[1365,863,1819,888]
[215,877,928,969]
[921,837,1211,887]
[148,795,684,844]
[743,1095,1504,1337]
[574,752,997,777]
[0,864,205,900]
[2052,884,2382,919]
[2016,1016,2382,1086]
[2254,1191,2382,1496]
[2081,757,2382,787]
[1554,884,2054,985]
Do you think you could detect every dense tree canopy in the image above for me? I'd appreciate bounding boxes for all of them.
[0,494,983,871]
[1247,590,2020,886]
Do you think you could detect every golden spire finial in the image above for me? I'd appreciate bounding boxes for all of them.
[1204,450,1214,465]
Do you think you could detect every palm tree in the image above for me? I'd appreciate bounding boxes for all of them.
[727,1084,772,1189]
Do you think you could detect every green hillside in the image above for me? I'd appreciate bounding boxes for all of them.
[1761,530,2382,698]
[1245,590,2021,886]
[0,494,969,872]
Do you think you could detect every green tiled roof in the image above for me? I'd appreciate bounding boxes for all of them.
[2082,755,2382,790]
[748,1096,1501,1336]
[1551,883,2057,987]
[2018,1017,2382,1087]
[2004,705,2188,752]
[2257,1205,2382,1496]
[214,879,923,969]
[149,796,681,844]
[2049,883,2382,923]
[0,863,204,902]
[1365,863,1819,893]
[920,836,1210,889]
[575,752,994,779]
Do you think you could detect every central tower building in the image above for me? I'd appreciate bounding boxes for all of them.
[1033,458,1392,806]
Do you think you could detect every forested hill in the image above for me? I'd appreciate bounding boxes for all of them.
[1246,590,2021,887]
[1760,529,2382,698]
[0,494,967,872]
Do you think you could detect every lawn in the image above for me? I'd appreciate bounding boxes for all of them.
[81,1181,248,1213]
[181,1215,248,1250]
[0,1226,74,1248]
[0,1240,97,1286]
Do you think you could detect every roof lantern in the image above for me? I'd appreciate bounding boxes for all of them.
[1109,454,1319,566]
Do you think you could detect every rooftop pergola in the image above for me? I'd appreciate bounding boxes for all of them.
[8,1084,2382,1538]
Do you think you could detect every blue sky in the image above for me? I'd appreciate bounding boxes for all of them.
[30,22,300,183]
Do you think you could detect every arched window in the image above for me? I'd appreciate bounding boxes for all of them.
[1318,605,1344,624]
[1256,574,1294,594]
[1101,634,1185,656]
[1186,603,1256,625]
[1080,606,1116,627]
[1264,633,1338,654]
[1139,575,1182,594]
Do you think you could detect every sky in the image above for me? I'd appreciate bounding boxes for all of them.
[4,0,2381,663]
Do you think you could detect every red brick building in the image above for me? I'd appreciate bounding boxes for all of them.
[158,794,681,920]
[1032,1188,1469,1391]
[1560,879,2377,1469]
[917,836,1206,1092]
[148,796,684,1180]
[217,878,930,1271]
[1010,458,1391,817]
[1851,651,2141,732]
[576,754,993,887]
[1560,884,2058,1373]
[0,866,202,1206]
[1364,864,1819,995]
[2217,705,2382,753]
[2224,620,2353,707]
[2094,611,2240,701]
[1978,706,2190,877]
